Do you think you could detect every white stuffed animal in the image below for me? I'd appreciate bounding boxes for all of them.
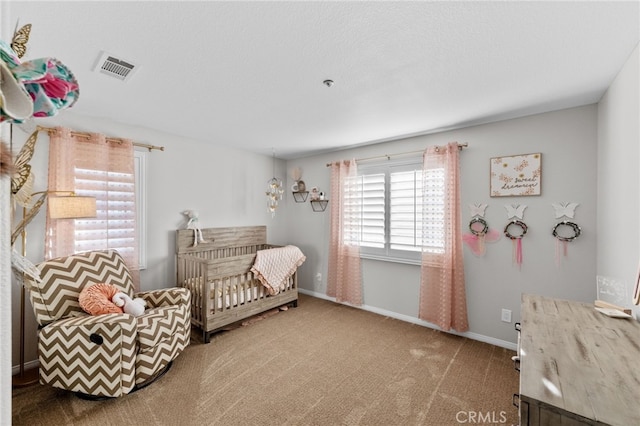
[112,292,147,317]
[183,209,207,247]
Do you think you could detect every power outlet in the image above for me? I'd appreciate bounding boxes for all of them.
[501,309,512,323]
[316,272,322,282]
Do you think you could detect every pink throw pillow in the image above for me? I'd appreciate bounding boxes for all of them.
[78,283,124,315]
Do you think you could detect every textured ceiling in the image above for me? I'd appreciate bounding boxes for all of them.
[4,1,639,159]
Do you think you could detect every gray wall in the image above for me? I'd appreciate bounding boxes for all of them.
[597,44,640,318]
[286,105,598,347]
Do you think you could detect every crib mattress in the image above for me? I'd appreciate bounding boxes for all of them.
[184,277,292,310]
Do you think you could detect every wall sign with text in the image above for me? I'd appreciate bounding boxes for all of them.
[490,153,541,197]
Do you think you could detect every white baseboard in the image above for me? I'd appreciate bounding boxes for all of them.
[298,288,518,351]
[12,359,39,376]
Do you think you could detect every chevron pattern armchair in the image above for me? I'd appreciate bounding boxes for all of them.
[25,249,191,398]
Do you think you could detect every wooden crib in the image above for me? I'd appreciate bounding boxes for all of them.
[176,226,298,343]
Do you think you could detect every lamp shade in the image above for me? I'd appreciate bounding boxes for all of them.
[48,196,97,219]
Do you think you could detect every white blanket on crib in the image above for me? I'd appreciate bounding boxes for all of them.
[250,245,305,295]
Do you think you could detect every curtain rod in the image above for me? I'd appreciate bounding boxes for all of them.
[36,126,165,152]
[325,142,467,167]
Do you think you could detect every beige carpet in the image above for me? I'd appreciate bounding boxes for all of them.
[12,294,519,425]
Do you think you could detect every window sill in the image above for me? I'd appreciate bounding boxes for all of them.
[360,253,421,266]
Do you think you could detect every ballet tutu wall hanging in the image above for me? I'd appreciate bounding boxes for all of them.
[462,203,501,256]
[551,202,581,267]
[504,204,528,269]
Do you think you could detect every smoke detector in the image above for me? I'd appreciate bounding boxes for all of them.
[94,51,138,82]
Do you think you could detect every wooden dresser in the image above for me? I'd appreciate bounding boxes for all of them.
[519,294,640,426]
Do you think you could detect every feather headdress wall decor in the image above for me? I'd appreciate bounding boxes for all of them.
[291,166,303,182]
[290,166,306,192]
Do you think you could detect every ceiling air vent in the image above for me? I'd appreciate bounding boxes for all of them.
[94,51,138,82]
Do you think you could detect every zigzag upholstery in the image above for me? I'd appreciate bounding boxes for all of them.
[38,314,138,396]
[29,250,135,326]
[25,250,191,398]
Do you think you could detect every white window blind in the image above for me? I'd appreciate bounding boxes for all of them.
[73,167,137,259]
[63,151,146,268]
[344,173,385,248]
[346,158,445,263]
[390,169,422,252]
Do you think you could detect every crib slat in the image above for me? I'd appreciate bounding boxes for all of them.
[176,226,298,343]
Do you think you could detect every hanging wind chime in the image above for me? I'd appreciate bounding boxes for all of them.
[265,150,284,217]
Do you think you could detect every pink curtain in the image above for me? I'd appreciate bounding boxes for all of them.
[419,142,468,332]
[45,127,139,289]
[327,160,362,305]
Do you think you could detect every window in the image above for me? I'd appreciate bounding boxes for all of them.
[71,150,147,269]
[348,157,444,264]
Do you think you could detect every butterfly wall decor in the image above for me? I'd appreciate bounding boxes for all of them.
[504,203,527,220]
[11,23,31,59]
[552,202,579,219]
[468,203,488,218]
[11,130,38,207]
